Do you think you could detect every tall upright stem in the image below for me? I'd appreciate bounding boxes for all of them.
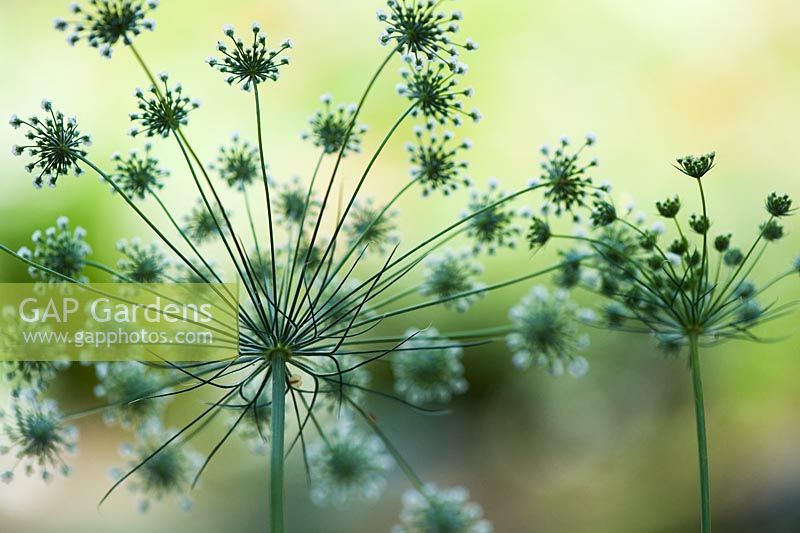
[269,354,286,532]
[689,334,711,533]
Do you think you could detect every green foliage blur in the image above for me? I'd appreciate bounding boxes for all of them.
[1,1,799,531]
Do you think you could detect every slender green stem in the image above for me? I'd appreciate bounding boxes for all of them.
[689,334,711,533]
[269,353,286,533]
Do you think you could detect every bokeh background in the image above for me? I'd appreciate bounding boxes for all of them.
[2,1,800,532]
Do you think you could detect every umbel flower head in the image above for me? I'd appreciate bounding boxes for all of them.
[464,180,522,254]
[302,94,367,156]
[674,151,715,179]
[115,238,170,283]
[18,216,91,283]
[110,421,201,512]
[507,286,590,377]
[94,362,169,429]
[393,484,492,533]
[54,0,159,58]
[211,133,260,190]
[535,134,603,219]
[344,197,399,253]
[377,0,478,69]
[111,142,169,199]
[10,101,92,189]
[308,418,393,506]
[419,250,484,313]
[406,121,471,196]
[208,23,292,91]
[553,159,798,355]
[397,64,480,126]
[183,199,228,244]
[274,175,319,229]
[0,390,78,483]
[129,73,200,138]
[392,328,468,404]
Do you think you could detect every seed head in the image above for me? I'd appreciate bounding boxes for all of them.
[129,74,199,138]
[116,238,170,283]
[760,219,784,241]
[55,0,159,58]
[208,23,291,91]
[527,217,552,248]
[507,286,590,377]
[393,484,492,533]
[537,134,601,218]
[406,120,471,196]
[392,328,468,404]
[302,94,366,156]
[463,180,521,254]
[183,200,229,244]
[94,362,168,429]
[590,201,617,227]
[377,0,476,70]
[111,421,201,512]
[419,250,484,313]
[20,216,91,283]
[723,247,744,267]
[345,197,399,253]
[308,418,393,506]
[713,234,731,252]
[273,175,318,229]
[0,391,77,483]
[209,134,260,190]
[397,64,477,126]
[674,152,715,179]
[112,142,169,199]
[689,214,711,235]
[11,102,92,188]
[656,195,681,218]
[765,192,794,217]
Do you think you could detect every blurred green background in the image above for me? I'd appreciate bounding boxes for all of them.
[2,1,800,532]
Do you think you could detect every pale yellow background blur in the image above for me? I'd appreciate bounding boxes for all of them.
[1,1,799,532]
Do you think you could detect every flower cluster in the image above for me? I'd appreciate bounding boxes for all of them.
[406,121,471,196]
[111,143,169,199]
[302,94,367,156]
[392,328,468,404]
[419,250,484,312]
[0,391,78,483]
[129,73,200,138]
[18,216,91,283]
[394,484,492,533]
[211,134,260,190]
[507,286,590,377]
[54,0,160,57]
[208,23,292,91]
[10,101,92,189]
[110,422,201,512]
[308,419,393,505]
[398,64,480,126]
[377,0,477,69]
[535,134,602,219]
[116,238,170,283]
[464,180,521,254]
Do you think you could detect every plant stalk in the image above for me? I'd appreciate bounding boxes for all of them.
[269,354,286,532]
[689,334,711,533]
